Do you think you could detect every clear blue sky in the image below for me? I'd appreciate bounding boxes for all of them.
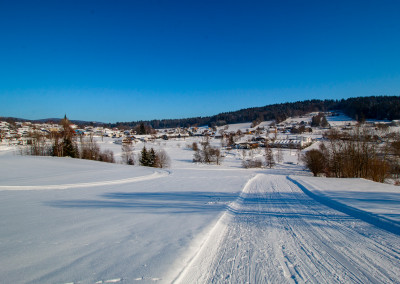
[1,0,399,123]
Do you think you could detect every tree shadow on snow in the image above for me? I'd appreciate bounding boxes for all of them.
[45,191,238,214]
[45,188,400,236]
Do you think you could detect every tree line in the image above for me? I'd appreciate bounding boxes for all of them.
[109,96,400,129]
[302,127,400,183]
[3,96,399,130]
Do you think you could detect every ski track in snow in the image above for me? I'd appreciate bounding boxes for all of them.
[174,174,400,284]
[0,170,169,190]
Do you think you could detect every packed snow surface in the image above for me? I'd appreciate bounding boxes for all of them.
[175,174,400,283]
[1,137,400,283]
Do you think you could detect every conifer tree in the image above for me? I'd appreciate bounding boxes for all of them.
[140,146,149,166]
[60,115,78,158]
[139,123,146,135]
[321,116,329,127]
[148,148,156,167]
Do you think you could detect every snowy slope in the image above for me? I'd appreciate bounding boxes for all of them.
[326,113,357,127]
[1,139,400,284]
[175,174,400,283]
[0,151,252,284]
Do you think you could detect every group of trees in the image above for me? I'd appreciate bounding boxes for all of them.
[242,159,263,168]
[192,139,223,165]
[336,96,400,122]
[79,135,115,163]
[24,116,115,163]
[139,146,170,168]
[52,116,79,158]
[111,99,337,129]
[241,141,282,168]
[23,116,174,168]
[311,113,329,127]
[134,123,156,135]
[290,124,313,134]
[302,127,400,183]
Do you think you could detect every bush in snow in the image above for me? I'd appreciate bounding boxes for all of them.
[301,149,326,177]
[242,159,263,168]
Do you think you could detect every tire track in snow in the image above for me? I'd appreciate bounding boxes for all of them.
[173,174,400,284]
[0,170,170,191]
[171,175,259,284]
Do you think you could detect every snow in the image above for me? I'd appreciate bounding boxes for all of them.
[282,116,312,124]
[221,122,252,132]
[326,113,357,127]
[0,148,252,283]
[1,133,400,283]
[175,174,400,283]
[289,176,400,234]
[255,120,274,128]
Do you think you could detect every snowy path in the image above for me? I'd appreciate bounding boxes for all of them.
[0,170,168,190]
[174,174,400,283]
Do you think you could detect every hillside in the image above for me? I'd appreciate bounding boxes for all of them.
[112,95,400,129]
[2,96,400,129]
[1,138,400,283]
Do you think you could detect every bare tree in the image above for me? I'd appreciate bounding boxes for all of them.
[98,149,115,163]
[155,149,171,168]
[121,141,134,165]
[27,131,52,156]
[265,143,275,168]
[296,148,302,165]
[192,142,199,151]
[276,145,284,163]
[242,159,263,168]
[80,134,100,160]
[193,140,223,165]
[320,126,390,182]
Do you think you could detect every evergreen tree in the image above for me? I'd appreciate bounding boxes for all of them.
[140,146,149,166]
[311,114,321,127]
[63,136,78,158]
[148,148,156,167]
[60,115,78,158]
[321,115,329,128]
[139,123,146,135]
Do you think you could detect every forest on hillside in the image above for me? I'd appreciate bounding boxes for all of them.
[2,96,399,129]
[111,96,400,129]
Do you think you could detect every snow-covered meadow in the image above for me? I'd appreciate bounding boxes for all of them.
[1,132,400,283]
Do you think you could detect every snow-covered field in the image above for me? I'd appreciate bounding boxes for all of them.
[1,135,400,283]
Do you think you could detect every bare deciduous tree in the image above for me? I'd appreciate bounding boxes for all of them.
[121,141,134,165]
[265,143,275,168]
[155,149,170,168]
[242,159,263,168]
[193,140,223,165]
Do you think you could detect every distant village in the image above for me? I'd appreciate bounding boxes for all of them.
[2,112,399,150]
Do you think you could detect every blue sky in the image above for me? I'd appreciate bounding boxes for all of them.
[1,0,399,122]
